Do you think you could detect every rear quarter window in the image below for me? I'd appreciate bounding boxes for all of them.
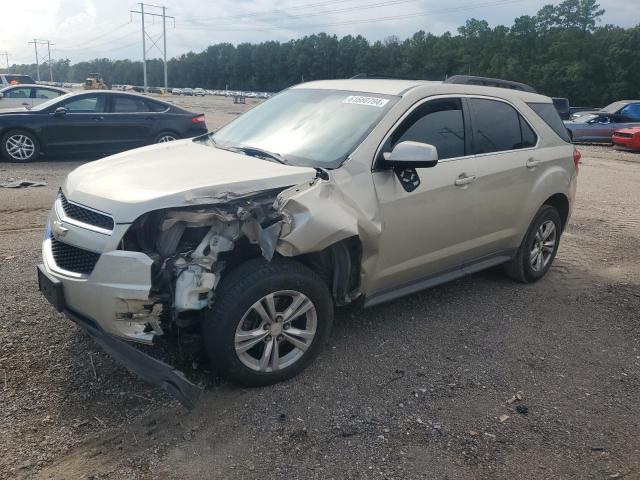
[527,102,571,143]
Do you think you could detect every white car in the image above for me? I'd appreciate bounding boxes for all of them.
[194,88,206,96]
[0,84,67,109]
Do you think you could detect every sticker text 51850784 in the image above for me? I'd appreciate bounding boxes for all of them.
[342,96,389,107]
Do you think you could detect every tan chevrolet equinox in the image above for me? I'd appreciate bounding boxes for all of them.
[38,76,579,407]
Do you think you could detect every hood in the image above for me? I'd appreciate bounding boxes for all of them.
[615,127,640,134]
[64,139,317,223]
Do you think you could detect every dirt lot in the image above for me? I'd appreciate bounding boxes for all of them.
[1,103,639,480]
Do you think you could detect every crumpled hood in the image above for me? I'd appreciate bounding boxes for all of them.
[64,139,317,223]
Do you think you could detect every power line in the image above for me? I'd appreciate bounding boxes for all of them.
[178,0,523,32]
[182,0,362,23]
[187,0,420,26]
[55,22,134,51]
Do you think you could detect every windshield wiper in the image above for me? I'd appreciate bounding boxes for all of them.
[227,146,288,165]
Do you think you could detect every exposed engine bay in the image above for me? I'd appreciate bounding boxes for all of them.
[117,188,294,340]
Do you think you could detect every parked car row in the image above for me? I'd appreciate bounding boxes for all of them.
[564,100,640,145]
[170,87,272,98]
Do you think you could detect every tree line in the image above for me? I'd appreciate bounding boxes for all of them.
[8,0,640,106]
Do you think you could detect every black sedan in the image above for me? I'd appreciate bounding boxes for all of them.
[0,90,208,162]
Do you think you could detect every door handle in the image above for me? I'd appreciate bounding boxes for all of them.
[92,116,104,121]
[526,158,540,169]
[454,174,476,186]
[145,117,157,121]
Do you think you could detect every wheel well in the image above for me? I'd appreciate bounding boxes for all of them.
[292,237,363,306]
[544,193,569,229]
[217,236,363,306]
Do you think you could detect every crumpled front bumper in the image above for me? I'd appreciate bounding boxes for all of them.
[37,264,203,409]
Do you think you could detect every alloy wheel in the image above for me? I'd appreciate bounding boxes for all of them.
[530,220,556,272]
[157,135,177,143]
[235,290,317,372]
[5,134,35,161]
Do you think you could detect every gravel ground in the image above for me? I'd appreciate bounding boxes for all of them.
[1,131,639,479]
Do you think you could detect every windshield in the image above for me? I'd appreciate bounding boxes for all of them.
[572,114,599,123]
[211,88,398,168]
[601,101,628,113]
[31,92,75,111]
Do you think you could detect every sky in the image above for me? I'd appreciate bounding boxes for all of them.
[1,0,638,66]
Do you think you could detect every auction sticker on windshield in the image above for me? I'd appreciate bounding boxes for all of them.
[343,96,389,107]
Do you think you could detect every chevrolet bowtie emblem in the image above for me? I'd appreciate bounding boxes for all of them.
[51,220,69,238]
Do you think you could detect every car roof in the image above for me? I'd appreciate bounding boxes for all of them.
[292,79,550,102]
[0,84,66,91]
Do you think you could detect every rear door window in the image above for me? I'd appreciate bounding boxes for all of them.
[113,95,150,112]
[527,102,571,143]
[145,99,168,112]
[387,98,466,160]
[468,98,536,153]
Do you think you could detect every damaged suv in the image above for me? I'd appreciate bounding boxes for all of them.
[38,77,578,407]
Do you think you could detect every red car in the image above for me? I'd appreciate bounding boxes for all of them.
[612,127,640,151]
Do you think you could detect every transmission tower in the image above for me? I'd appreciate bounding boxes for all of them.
[28,39,54,82]
[130,3,174,93]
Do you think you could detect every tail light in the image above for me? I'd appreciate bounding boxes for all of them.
[573,147,581,172]
[191,114,205,123]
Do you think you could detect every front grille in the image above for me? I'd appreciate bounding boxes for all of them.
[614,132,632,139]
[59,192,114,231]
[50,238,100,275]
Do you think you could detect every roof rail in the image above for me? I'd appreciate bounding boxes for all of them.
[444,75,537,93]
[350,73,415,81]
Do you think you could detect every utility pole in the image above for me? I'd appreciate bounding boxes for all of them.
[30,40,40,81]
[0,52,8,72]
[28,39,55,82]
[162,6,167,93]
[130,3,174,93]
[46,40,53,82]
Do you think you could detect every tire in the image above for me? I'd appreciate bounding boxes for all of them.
[1,130,40,162]
[203,257,334,387]
[504,204,562,283]
[154,131,179,143]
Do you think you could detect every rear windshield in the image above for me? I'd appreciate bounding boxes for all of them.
[527,102,571,143]
[2,74,36,85]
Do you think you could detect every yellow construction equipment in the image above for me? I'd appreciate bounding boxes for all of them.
[83,73,109,90]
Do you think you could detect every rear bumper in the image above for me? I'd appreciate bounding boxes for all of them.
[37,264,203,409]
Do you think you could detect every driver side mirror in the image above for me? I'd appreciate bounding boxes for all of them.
[383,141,439,168]
[53,106,68,116]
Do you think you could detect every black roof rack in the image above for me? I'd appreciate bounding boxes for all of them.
[350,73,416,81]
[444,75,537,93]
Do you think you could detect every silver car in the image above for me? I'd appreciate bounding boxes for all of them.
[564,113,640,143]
[38,78,577,407]
[0,84,67,109]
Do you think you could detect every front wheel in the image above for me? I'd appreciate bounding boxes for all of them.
[1,130,40,162]
[504,205,562,283]
[203,258,334,386]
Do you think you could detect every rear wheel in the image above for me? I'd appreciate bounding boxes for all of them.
[154,131,178,143]
[203,258,333,387]
[1,130,40,162]
[504,205,562,283]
